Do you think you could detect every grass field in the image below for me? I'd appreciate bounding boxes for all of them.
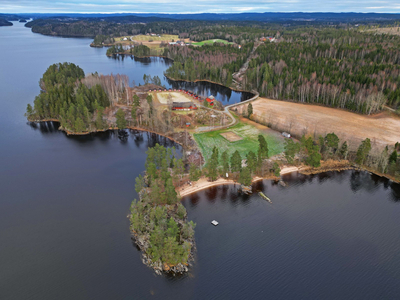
[193,121,285,162]
[191,39,232,46]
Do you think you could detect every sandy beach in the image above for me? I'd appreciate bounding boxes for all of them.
[178,166,298,197]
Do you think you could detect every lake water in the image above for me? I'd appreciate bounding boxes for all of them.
[1,22,400,300]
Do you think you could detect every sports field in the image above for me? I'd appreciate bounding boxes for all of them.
[193,121,285,162]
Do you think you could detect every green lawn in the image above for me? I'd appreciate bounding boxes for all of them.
[193,121,285,163]
[191,39,232,46]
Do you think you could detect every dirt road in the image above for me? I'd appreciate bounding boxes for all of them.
[240,98,400,148]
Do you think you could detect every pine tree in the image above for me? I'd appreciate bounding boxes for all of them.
[135,175,144,194]
[284,139,299,164]
[246,151,257,174]
[116,109,127,129]
[230,150,242,172]
[239,167,252,186]
[257,135,269,160]
[165,178,178,204]
[389,150,398,165]
[305,145,322,167]
[221,150,230,174]
[339,141,348,159]
[356,138,372,165]
[189,164,201,181]
[247,103,253,118]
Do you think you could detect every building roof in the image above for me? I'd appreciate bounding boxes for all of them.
[172,102,196,108]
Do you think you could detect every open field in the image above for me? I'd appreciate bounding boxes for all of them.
[220,131,243,142]
[192,39,232,46]
[364,27,400,36]
[116,34,179,45]
[193,120,285,162]
[243,98,400,148]
[155,92,194,104]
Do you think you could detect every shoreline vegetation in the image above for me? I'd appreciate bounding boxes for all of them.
[25,61,400,273]
[130,144,196,275]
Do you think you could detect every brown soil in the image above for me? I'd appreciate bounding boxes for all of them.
[245,98,400,148]
[220,131,243,142]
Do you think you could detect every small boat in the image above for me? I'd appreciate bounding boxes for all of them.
[211,220,219,226]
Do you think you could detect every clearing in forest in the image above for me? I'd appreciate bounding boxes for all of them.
[192,39,232,46]
[220,131,243,142]
[194,121,285,162]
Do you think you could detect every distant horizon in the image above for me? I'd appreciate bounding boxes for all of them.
[6,12,400,15]
[2,0,400,14]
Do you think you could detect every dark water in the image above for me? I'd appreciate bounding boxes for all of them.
[1,22,400,300]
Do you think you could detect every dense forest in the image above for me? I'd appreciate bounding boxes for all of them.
[130,144,195,273]
[164,43,253,86]
[0,19,13,26]
[24,20,400,115]
[163,27,400,113]
[25,62,135,133]
[243,28,400,113]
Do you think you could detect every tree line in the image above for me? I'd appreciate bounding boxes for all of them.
[243,28,400,113]
[164,43,253,87]
[283,132,400,179]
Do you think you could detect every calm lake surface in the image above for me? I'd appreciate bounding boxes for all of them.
[1,22,400,300]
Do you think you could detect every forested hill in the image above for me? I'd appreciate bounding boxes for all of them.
[26,62,112,133]
[162,27,400,114]
[0,19,13,27]
[242,28,400,114]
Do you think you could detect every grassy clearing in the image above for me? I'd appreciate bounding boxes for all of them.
[193,121,284,162]
[192,39,232,46]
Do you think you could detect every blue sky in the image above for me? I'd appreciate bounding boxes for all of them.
[2,0,400,14]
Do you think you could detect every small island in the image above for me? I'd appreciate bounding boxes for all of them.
[130,144,195,274]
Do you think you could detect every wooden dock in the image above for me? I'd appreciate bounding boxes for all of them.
[259,192,272,203]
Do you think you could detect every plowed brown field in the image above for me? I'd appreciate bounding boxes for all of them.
[241,98,400,148]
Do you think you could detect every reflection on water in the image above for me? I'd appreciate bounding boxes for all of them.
[107,54,254,105]
[2,22,400,300]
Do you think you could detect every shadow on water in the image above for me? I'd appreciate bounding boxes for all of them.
[27,121,182,153]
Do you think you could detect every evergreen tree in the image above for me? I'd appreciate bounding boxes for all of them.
[189,164,201,181]
[339,141,348,159]
[133,94,140,107]
[135,174,144,194]
[116,109,127,129]
[284,139,299,164]
[74,117,86,133]
[165,178,178,204]
[230,150,242,172]
[356,138,372,165]
[257,135,269,160]
[239,167,252,186]
[247,103,253,118]
[305,145,322,167]
[389,150,398,165]
[246,151,257,174]
[221,150,230,174]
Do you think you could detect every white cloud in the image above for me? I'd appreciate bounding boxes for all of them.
[2,0,400,13]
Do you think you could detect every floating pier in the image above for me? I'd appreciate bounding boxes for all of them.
[211,220,219,226]
[259,192,272,203]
